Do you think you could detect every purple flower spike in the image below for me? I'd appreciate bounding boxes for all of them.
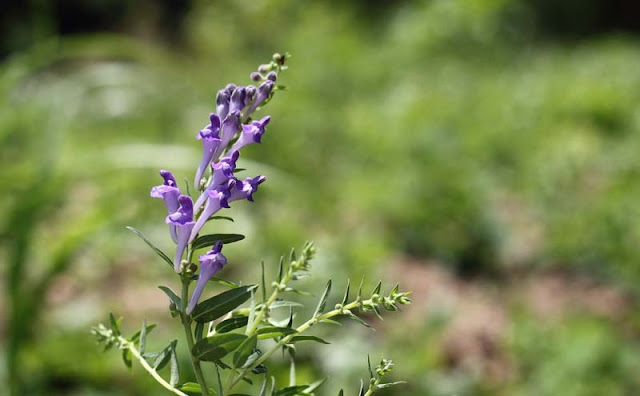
[230,116,271,153]
[189,180,235,243]
[186,241,227,314]
[229,175,267,203]
[245,80,274,119]
[213,110,241,160]
[194,114,222,187]
[150,170,181,243]
[229,87,246,114]
[166,195,195,272]
[216,90,230,121]
[193,151,240,210]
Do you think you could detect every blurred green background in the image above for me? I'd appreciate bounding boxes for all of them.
[2,0,640,395]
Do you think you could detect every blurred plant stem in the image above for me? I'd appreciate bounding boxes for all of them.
[181,276,210,395]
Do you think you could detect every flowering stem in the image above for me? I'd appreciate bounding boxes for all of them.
[225,299,366,392]
[120,337,188,396]
[363,377,382,396]
[181,277,210,396]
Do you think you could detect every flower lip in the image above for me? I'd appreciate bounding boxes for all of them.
[197,113,221,140]
[166,195,195,226]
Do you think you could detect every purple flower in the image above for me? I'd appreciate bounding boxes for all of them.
[229,86,246,114]
[245,80,274,119]
[150,170,180,243]
[228,175,267,203]
[213,110,241,160]
[230,116,270,153]
[186,241,227,314]
[216,90,230,121]
[189,180,235,242]
[194,113,222,188]
[193,150,239,210]
[166,195,195,272]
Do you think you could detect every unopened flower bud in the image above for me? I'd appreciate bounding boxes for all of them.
[225,83,237,95]
[250,72,262,82]
[272,53,283,64]
[257,64,270,73]
[266,71,277,81]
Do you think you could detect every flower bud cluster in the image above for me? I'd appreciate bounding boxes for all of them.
[361,284,412,313]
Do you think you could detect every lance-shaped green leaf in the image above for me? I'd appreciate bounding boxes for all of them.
[122,348,132,368]
[216,316,249,333]
[376,381,407,389]
[358,379,365,396]
[288,336,330,345]
[178,382,218,394]
[302,378,327,394]
[194,321,204,342]
[191,284,258,323]
[215,363,223,395]
[233,334,257,368]
[126,226,173,268]
[153,339,177,370]
[312,280,332,318]
[170,342,180,386]
[210,215,234,222]
[192,333,247,361]
[277,256,285,283]
[256,326,298,340]
[367,355,374,380]
[341,279,350,306]
[270,301,304,309]
[139,320,148,355]
[274,385,308,396]
[261,261,267,303]
[337,390,344,396]
[348,313,373,330]
[192,233,245,250]
[130,323,157,345]
[372,280,382,296]
[258,375,269,396]
[357,276,365,301]
[158,286,182,309]
[109,313,122,336]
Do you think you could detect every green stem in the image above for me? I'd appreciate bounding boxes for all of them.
[363,377,382,396]
[181,278,210,396]
[122,338,188,396]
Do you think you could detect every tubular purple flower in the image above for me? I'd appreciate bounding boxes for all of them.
[245,80,274,119]
[245,85,257,106]
[150,170,181,243]
[213,110,241,160]
[189,180,235,242]
[194,113,222,187]
[229,86,246,114]
[193,151,240,211]
[216,90,230,121]
[166,195,195,272]
[186,241,227,314]
[230,116,270,153]
[228,175,267,203]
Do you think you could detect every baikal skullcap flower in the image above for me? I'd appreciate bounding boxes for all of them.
[216,90,230,121]
[166,195,195,272]
[194,113,222,187]
[189,180,235,243]
[151,170,181,243]
[229,86,247,114]
[193,150,240,211]
[213,110,241,160]
[186,241,227,314]
[245,80,274,118]
[228,175,267,203]
[230,116,270,153]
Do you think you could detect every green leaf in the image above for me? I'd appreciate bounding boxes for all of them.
[216,316,249,333]
[319,319,341,326]
[258,375,269,396]
[192,333,247,361]
[367,355,374,380]
[178,382,218,394]
[358,379,365,396]
[233,334,257,368]
[191,284,257,323]
[122,348,132,369]
[302,378,327,394]
[153,340,177,370]
[270,301,304,309]
[256,326,298,340]
[261,261,267,303]
[376,381,407,389]
[210,215,234,222]
[289,336,330,345]
[274,385,308,396]
[130,323,156,343]
[158,286,182,309]
[210,277,242,288]
[192,233,245,250]
[170,343,180,386]
[277,256,285,283]
[357,276,365,301]
[313,280,332,318]
[348,313,373,330]
[109,313,122,336]
[341,279,350,306]
[194,321,204,342]
[372,280,382,295]
[139,320,148,355]
[215,363,224,395]
[126,226,173,268]
[337,390,344,396]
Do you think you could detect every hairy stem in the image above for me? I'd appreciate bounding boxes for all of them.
[181,278,210,396]
[122,338,188,396]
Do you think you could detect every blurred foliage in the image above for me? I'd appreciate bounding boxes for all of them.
[2,0,640,395]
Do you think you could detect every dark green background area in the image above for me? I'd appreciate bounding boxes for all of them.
[2,1,640,395]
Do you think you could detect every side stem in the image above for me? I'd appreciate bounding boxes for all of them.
[181,277,210,396]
